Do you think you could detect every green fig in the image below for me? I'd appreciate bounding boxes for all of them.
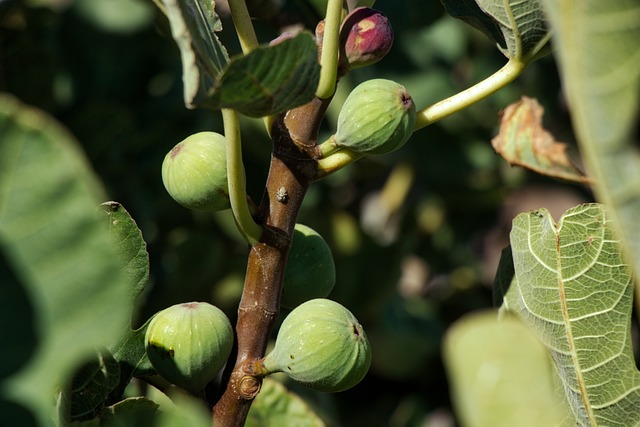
[332,79,415,155]
[145,302,233,393]
[281,224,336,309]
[161,131,230,212]
[262,299,371,392]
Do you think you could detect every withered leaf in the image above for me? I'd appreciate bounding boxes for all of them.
[492,96,592,185]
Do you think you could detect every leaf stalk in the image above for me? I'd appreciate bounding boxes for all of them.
[315,0,343,99]
[221,108,263,245]
[414,58,527,131]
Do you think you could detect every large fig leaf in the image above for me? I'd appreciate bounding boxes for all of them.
[542,0,640,290]
[159,0,320,116]
[504,203,640,426]
[444,311,566,427]
[441,0,550,61]
[0,94,132,426]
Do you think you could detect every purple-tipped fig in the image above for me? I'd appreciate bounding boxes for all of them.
[341,7,393,70]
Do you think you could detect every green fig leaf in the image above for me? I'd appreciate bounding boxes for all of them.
[100,397,159,426]
[541,0,640,288]
[0,94,132,426]
[506,203,640,425]
[209,32,321,117]
[106,317,156,405]
[245,378,325,427]
[491,246,515,308]
[157,0,320,116]
[444,311,566,427]
[441,0,550,61]
[100,202,149,306]
[100,394,209,427]
[159,0,230,108]
[109,318,155,378]
[439,0,506,51]
[65,351,121,422]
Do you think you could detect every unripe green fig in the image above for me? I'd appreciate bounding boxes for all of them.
[145,302,233,393]
[162,132,230,212]
[341,7,393,70]
[333,79,415,155]
[281,224,336,309]
[262,299,371,392]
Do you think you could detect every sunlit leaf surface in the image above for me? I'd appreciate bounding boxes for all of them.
[506,203,640,426]
[542,0,640,286]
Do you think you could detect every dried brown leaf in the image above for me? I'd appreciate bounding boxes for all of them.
[492,96,592,185]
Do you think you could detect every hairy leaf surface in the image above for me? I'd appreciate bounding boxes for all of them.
[505,203,640,426]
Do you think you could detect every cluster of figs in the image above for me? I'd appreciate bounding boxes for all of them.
[151,7,408,395]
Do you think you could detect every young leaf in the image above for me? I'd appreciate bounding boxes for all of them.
[245,378,325,427]
[0,94,132,426]
[100,202,150,306]
[506,203,640,426]
[491,96,591,185]
[444,311,566,427]
[542,0,640,287]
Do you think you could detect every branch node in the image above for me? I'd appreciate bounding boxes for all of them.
[238,375,262,400]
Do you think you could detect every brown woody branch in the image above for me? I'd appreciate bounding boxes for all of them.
[212,96,332,426]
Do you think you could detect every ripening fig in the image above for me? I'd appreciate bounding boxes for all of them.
[161,131,230,212]
[262,299,371,392]
[145,302,233,393]
[330,79,415,155]
[281,224,336,309]
[341,7,393,70]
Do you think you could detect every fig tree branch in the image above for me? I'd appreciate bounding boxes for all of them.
[212,97,331,427]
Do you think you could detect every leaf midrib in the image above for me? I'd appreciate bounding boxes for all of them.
[556,216,597,425]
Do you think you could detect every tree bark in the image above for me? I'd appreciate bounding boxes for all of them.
[212,96,332,426]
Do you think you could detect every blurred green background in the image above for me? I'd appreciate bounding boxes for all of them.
[0,0,592,425]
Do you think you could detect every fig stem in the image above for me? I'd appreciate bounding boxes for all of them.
[317,135,339,157]
[315,0,343,99]
[316,146,365,180]
[222,108,263,245]
[414,58,527,131]
[227,0,258,54]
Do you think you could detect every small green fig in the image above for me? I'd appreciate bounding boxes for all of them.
[145,302,233,393]
[341,7,393,70]
[161,131,230,212]
[333,79,415,155]
[281,224,336,309]
[262,299,371,392]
